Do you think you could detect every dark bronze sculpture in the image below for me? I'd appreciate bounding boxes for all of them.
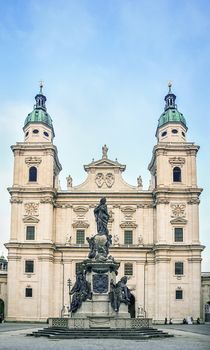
[87,198,112,261]
[109,276,131,312]
[94,197,109,236]
[69,198,133,316]
[69,272,92,313]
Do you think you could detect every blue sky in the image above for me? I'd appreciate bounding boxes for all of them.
[0,0,209,271]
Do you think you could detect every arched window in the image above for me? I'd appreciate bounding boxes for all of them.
[173,167,181,182]
[29,167,37,182]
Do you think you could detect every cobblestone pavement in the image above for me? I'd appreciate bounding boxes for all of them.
[0,323,209,350]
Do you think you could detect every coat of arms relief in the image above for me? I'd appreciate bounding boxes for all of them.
[95,172,115,188]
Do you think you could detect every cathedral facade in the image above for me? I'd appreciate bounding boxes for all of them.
[5,84,204,323]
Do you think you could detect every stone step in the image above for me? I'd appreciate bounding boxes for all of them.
[29,327,173,339]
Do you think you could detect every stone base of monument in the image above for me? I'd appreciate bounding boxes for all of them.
[72,297,130,319]
[48,316,152,329]
[29,319,174,339]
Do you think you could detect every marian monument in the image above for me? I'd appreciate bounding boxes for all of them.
[67,197,132,327]
[48,197,151,329]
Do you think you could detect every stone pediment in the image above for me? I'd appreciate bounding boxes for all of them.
[84,158,126,173]
[121,206,136,214]
[120,221,138,228]
[72,221,89,228]
[68,149,139,193]
[73,206,89,213]
[170,217,187,225]
[23,215,39,223]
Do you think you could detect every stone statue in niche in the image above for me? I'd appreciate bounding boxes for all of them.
[69,272,92,313]
[86,198,113,261]
[109,276,131,312]
[65,233,72,245]
[114,234,120,246]
[138,235,143,245]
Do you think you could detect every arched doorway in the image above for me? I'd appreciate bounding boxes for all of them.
[205,301,210,322]
[128,293,135,318]
[0,299,4,322]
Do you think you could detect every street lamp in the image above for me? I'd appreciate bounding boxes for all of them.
[67,278,72,317]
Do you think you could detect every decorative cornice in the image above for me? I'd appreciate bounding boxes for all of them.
[25,156,42,167]
[73,206,89,213]
[187,198,200,205]
[156,149,168,156]
[156,198,169,205]
[121,206,136,214]
[186,149,197,156]
[43,150,54,156]
[55,203,72,208]
[169,157,185,167]
[72,221,89,228]
[137,203,153,208]
[120,221,138,229]
[40,197,54,204]
[10,197,23,204]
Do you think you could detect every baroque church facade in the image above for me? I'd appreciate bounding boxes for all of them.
[5,84,204,323]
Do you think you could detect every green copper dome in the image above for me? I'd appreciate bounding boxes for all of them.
[158,108,187,128]
[24,84,54,134]
[24,109,53,128]
[157,84,187,129]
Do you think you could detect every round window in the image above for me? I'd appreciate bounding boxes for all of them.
[25,131,29,137]
[33,129,39,134]
[182,132,185,137]
[161,131,167,137]
[172,129,178,134]
[44,131,49,137]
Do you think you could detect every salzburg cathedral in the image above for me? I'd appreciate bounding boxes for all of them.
[1,83,210,324]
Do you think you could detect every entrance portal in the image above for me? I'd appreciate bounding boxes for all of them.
[0,299,4,322]
[128,294,135,318]
[205,301,210,322]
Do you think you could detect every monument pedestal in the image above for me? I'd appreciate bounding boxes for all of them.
[72,259,130,321]
[49,316,152,329]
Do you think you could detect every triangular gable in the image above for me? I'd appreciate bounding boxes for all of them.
[170,217,187,225]
[23,215,40,223]
[84,158,126,172]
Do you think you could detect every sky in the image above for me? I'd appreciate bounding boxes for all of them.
[0,0,209,271]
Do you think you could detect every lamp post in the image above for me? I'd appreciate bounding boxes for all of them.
[67,278,72,317]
